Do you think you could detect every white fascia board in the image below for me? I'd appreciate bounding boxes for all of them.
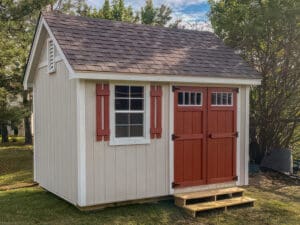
[24,16,75,90]
[71,72,261,86]
[23,16,44,90]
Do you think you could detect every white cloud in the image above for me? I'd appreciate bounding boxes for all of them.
[159,0,208,7]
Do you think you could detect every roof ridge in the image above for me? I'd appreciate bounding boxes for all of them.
[42,11,214,36]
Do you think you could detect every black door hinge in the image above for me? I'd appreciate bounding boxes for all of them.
[172,134,179,141]
[172,182,180,188]
[234,88,239,93]
[233,176,238,181]
[235,132,239,138]
[172,86,180,92]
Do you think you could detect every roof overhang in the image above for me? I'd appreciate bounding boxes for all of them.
[71,71,261,86]
[24,14,261,89]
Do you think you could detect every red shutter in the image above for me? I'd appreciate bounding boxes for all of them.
[150,85,162,139]
[96,83,110,141]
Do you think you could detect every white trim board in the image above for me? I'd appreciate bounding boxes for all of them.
[244,87,250,185]
[71,72,261,86]
[76,79,86,206]
[169,84,174,194]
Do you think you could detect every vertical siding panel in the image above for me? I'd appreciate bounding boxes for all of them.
[85,82,170,205]
[115,146,127,201]
[146,136,157,197]
[33,35,78,204]
[105,145,116,202]
[126,147,137,199]
[136,145,147,198]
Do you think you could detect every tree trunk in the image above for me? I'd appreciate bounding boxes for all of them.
[23,91,33,145]
[24,116,32,144]
[1,124,9,143]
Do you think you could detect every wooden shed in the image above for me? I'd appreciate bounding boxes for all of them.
[23,12,261,209]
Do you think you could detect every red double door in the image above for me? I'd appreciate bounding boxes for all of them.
[173,86,238,187]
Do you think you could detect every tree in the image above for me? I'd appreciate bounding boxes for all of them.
[209,0,300,162]
[141,0,173,26]
[141,0,156,25]
[156,4,172,26]
[102,0,111,19]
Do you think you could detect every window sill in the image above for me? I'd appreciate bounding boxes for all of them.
[109,137,151,146]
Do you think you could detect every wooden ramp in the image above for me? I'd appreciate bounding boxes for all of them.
[174,187,255,217]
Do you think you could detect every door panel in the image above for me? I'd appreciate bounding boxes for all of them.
[207,88,237,184]
[174,87,207,187]
[173,86,238,187]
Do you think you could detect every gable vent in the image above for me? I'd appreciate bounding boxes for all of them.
[47,39,56,74]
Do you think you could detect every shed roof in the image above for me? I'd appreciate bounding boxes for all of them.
[42,12,260,79]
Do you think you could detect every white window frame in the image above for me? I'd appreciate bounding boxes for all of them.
[211,92,234,106]
[47,38,56,74]
[109,83,151,146]
[177,91,203,106]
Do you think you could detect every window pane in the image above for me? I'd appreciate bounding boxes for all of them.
[184,92,189,105]
[130,99,143,110]
[130,86,144,98]
[116,125,129,137]
[228,93,232,105]
[217,93,222,105]
[212,93,216,105]
[130,125,143,137]
[178,92,183,105]
[197,93,201,105]
[115,99,129,110]
[116,113,129,125]
[191,93,195,105]
[130,113,143,125]
[222,93,228,105]
[115,86,129,97]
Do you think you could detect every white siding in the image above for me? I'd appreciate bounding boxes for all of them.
[84,81,170,206]
[33,36,78,204]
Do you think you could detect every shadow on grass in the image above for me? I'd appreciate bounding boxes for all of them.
[0,187,197,225]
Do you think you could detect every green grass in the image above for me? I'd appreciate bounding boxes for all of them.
[0,143,299,225]
[0,141,33,190]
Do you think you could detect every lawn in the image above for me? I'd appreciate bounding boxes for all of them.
[0,143,299,225]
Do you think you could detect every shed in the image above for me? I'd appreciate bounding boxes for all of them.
[23,12,261,208]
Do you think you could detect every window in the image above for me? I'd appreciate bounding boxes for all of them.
[178,91,202,106]
[47,39,56,74]
[211,92,233,106]
[111,84,150,145]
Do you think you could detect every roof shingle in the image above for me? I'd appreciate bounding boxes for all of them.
[43,12,261,79]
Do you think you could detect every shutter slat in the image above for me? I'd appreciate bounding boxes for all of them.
[96,83,110,141]
[150,85,162,139]
[156,86,162,138]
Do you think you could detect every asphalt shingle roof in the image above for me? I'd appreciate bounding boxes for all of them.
[43,12,261,79]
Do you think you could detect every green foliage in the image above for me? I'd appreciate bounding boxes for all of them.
[141,0,173,26]
[209,0,300,159]
[87,0,173,25]
[141,0,156,24]
[88,0,138,23]
[0,1,50,143]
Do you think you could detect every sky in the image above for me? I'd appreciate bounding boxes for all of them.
[86,0,211,27]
